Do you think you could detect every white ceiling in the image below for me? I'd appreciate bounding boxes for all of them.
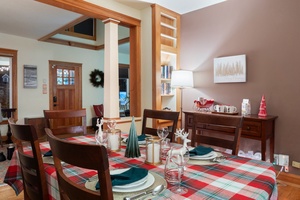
[116,0,226,14]
[0,0,226,41]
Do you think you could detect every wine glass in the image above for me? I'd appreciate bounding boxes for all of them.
[107,120,116,130]
[161,138,171,160]
[165,145,189,194]
[157,126,169,141]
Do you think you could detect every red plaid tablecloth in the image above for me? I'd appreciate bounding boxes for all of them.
[4,135,278,200]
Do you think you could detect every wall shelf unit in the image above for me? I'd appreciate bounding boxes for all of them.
[152,4,181,128]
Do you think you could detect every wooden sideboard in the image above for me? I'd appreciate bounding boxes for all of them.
[184,111,278,162]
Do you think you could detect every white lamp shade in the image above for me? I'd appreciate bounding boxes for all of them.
[171,70,194,88]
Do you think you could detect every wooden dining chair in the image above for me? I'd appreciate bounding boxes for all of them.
[191,113,244,155]
[141,109,180,142]
[45,128,113,200]
[43,109,87,138]
[8,118,48,200]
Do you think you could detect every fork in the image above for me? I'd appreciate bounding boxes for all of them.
[211,155,227,163]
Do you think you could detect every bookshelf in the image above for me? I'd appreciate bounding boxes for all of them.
[152,4,181,128]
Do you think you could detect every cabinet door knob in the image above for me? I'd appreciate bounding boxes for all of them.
[246,126,251,130]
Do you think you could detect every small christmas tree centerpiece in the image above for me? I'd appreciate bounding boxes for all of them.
[125,117,141,158]
[258,95,267,117]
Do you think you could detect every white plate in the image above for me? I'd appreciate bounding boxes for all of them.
[190,151,218,160]
[111,169,154,193]
[122,138,146,145]
[138,140,146,145]
[42,156,54,164]
[42,156,65,165]
[85,169,155,193]
[191,151,215,158]
[113,176,148,189]
[111,169,148,189]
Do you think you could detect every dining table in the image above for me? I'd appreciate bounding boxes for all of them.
[4,134,278,200]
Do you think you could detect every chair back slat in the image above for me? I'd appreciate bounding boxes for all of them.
[44,109,87,138]
[191,113,244,155]
[45,128,113,200]
[8,118,48,200]
[141,109,179,142]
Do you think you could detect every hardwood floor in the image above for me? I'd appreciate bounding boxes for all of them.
[0,185,23,200]
[277,182,300,199]
[277,172,300,200]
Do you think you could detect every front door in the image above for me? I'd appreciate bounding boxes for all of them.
[49,60,82,111]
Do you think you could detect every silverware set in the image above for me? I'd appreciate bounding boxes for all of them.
[123,184,165,200]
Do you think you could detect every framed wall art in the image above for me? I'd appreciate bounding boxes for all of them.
[24,65,37,88]
[214,54,246,83]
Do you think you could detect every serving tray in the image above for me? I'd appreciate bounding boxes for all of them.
[211,111,239,115]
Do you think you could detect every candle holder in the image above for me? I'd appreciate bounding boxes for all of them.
[107,129,121,152]
[145,136,162,165]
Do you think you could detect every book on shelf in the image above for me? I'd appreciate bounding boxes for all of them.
[161,65,173,79]
[161,82,172,95]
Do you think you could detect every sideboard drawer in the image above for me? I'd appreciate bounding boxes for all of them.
[242,121,261,137]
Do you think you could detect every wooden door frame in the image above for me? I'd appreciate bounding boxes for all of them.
[48,60,82,110]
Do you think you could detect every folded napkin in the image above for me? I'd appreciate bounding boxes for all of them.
[123,134,147,143]
[95,167,148,189]
[189,146,214,156]
[137,134,147,141]
[43,150,52,157]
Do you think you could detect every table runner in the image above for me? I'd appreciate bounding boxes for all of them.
[4,135,278,200]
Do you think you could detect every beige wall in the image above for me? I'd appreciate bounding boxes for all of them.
[181,0,300,174]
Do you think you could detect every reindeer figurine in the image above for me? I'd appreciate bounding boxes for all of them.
[95,118,104,143]
[167,129,191,158]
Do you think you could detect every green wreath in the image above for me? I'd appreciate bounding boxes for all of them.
[89,69,104,88]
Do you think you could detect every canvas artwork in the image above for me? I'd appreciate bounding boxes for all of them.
[214,54,246,83]
[24,65,37,88]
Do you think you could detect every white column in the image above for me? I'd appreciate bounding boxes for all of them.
[103,18,120,119]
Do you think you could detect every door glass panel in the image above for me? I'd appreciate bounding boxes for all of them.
[63,78,69,85]
[70,78,75,85]
[57,69,62,77]
[70,70,75,77]
[57,77,62,85]
[63,69,69,77]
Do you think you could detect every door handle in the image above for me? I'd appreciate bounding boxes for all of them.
[53,96,57,102]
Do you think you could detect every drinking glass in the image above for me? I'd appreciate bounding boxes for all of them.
[165,145,189,194]
[107,120,116,130]
[157,126,169,141]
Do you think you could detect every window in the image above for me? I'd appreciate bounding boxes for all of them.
[0,48,18,120]
[119,65,129,116]
[62,18,96,41]
[57,69,75,85]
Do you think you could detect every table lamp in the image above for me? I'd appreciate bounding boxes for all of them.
[171,70,194,128]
